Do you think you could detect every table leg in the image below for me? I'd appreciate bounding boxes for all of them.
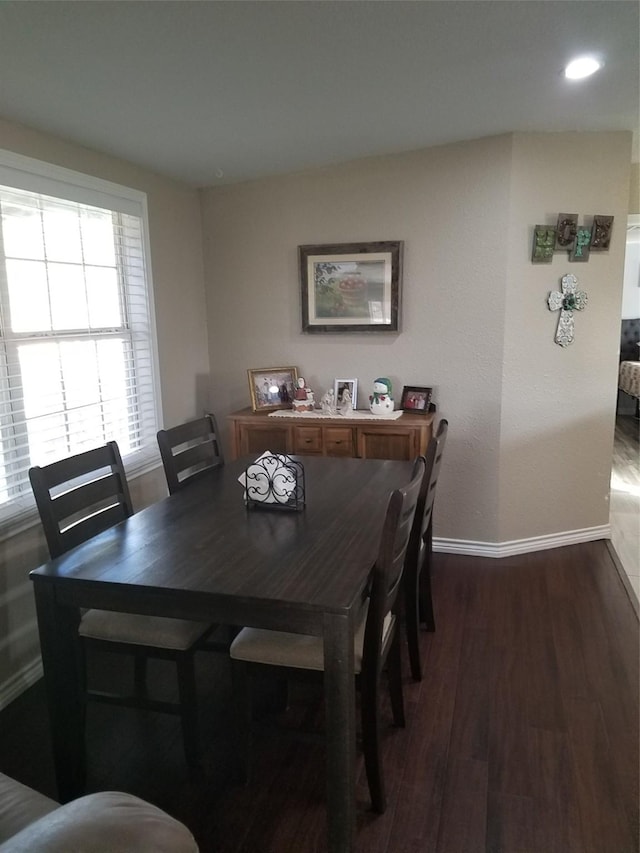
[33,580,85,801]
[323,612,356,853]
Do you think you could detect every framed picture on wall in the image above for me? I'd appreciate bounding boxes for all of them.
[247,366,298,412]
[400,385,432,414]
[299,241,403,333]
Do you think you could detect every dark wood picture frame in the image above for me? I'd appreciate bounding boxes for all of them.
[400,385,432,414]
[299,240,402,333]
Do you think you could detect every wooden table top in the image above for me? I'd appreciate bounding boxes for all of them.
[31,455,414,629]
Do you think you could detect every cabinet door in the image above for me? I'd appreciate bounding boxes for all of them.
[324,427,354,457]
[237,423,289,457]
[357,427,417,460]
[293,426,323,455]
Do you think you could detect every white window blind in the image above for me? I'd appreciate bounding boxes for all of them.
[0,151,161,530]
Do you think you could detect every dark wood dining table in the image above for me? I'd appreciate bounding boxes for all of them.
[30,454,414,853]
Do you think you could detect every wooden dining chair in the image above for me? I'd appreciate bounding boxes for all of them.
[157,414,224,495]
[403,418,449,681]
[229,457,425,814]
[28,440,216,770]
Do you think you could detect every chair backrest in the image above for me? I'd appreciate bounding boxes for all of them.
[29,441,133,559]
[362,457,425,673]
[405,419,449,569]
[156,414,224,495]
[420,418,448,546]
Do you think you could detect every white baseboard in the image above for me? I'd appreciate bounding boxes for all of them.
[0,655,42,712]
[434,524,611,559]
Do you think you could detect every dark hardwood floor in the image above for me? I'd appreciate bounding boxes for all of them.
[1,541,638,852]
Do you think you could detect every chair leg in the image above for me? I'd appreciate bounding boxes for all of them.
[176,653,201,770]
[405,566,423,682]
[387,630,405,728]
[360,671,386,814]
[133,653,148,697]
[272,676,289,713]
[230,661,252,785]
[77,638,88,729]
[419,545,436,633]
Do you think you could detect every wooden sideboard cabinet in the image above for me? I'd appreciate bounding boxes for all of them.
[227,408,435,461]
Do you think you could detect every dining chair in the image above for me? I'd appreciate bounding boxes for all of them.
[157,414,224,495]
[403,418,449,681]
[229,457,425,814]
[28,440,216,770]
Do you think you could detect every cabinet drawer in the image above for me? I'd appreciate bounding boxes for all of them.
[293,426,323,454]
[324,427,354,457]
[357,428,417,460]
[238,424,289,456]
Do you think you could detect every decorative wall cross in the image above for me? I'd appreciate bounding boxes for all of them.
[547,273,588,347]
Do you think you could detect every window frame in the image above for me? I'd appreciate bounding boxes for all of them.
[0,148,163,536]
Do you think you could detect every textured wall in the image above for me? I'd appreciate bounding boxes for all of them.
[201,131,631,545]
[500,132,632,541]
[201,135,513,543]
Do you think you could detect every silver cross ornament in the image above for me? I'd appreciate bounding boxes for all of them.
[547,273,588,347]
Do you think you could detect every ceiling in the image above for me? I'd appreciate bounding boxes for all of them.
[0,1,638,188]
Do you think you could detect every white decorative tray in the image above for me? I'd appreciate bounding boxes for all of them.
[268,409,403,420]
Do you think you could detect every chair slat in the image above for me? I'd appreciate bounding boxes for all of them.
[60,505,130,553]
[53,473,128,525]
[174,441,216,472]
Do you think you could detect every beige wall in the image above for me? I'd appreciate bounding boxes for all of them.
[630,163,639,214]
[0,117,208,702]
[201,131,632,546]
[500,132,632,542]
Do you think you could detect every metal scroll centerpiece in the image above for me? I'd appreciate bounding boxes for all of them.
[242,452,305,511]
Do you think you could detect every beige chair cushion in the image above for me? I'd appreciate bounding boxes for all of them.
[79,610,211,650]
[230,602,394,673]
[0,773,59,844]
[0,791,199,852]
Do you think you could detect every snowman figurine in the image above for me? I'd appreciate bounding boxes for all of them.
[369,377,395,417]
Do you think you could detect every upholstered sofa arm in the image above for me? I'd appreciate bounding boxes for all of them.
[0,773,59,844]
[0,789,199,853]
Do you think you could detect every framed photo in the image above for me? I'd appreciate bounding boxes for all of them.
[299,241,403,333]
[334,378,358,410]
[400,385,432,414]
[248,366,298,412]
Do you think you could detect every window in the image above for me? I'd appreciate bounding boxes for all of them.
[0,150,161,528]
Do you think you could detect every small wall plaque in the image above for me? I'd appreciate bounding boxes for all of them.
[556,213,578,248]
[532,226,556,263]
[590,215,614,250]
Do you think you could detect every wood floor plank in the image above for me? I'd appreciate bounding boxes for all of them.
[0,542,637,853]
[436,757,488,853]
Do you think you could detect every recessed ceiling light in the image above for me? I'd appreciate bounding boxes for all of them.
[564,56,603,80]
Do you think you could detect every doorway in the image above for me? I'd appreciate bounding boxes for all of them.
[609,214,640,611]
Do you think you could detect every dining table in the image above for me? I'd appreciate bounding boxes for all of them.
[30,453,414,853]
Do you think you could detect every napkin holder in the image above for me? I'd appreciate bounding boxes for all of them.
[243,453,305,511]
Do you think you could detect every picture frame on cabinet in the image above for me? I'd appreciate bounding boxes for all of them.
[248,366,299,412]
[400,385,432,414]
[334,378,358,410]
